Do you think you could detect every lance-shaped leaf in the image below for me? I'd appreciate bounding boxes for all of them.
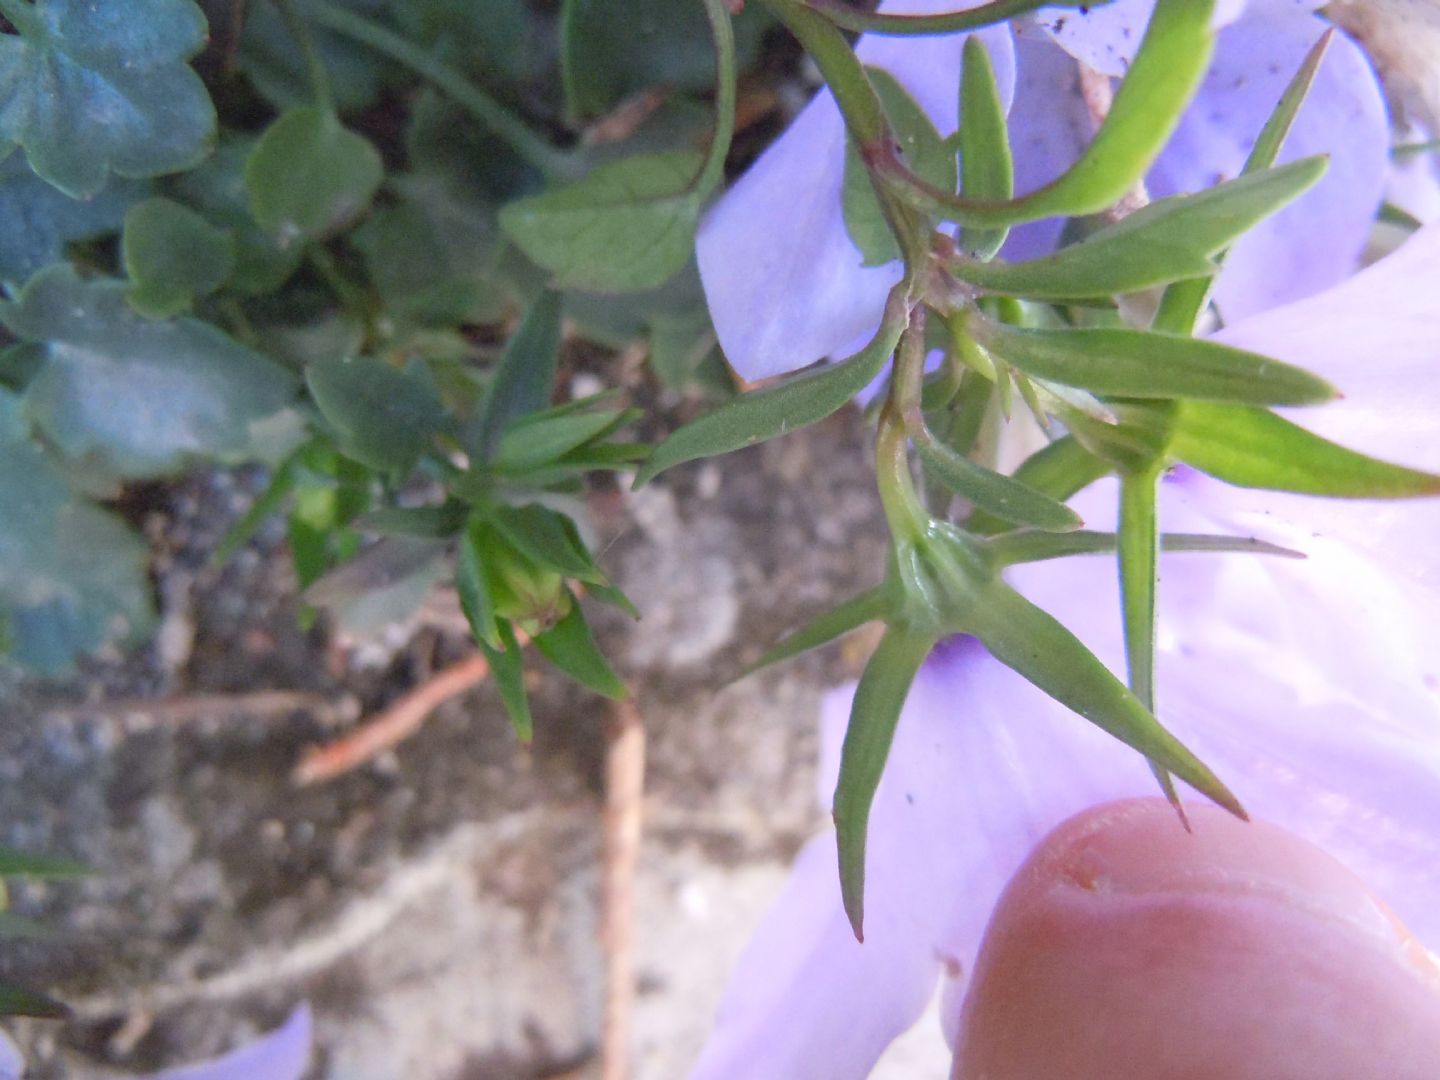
[0,0,215,198]
[495,405,634,473]
[967,435,1109,534]
[956,34,1011,258]
[973,320,1335,406]
[833,622,936,940]
[533,597,627,700]
[1170,402,1440,498]
[1118,464,1184,813]
[245,106,383,246]
[952,158,1326,299]
[638,290,910,483]
[0,267,296,477]
[472,290,563,463]
[962,579,1243,819]
[912,424,1082,532]
[500,150,704,293]
[1155,30,1333,335]
[842,69,956,266]
[122,196,235,318]
[479,620,535,742]
[306,355,444,473]
[457,518,503,650]
[742,585,891,677]
[0,846,88,878]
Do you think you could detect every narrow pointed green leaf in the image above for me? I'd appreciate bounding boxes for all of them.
[742,585,890,677]
[833,623,935,941]
[987,529,1303,566]
[0,846,89,878]
[1154,30,1332,334]
[479,620,534,742]
[967,436,1109,534]
[1118,465,1184,814]
[589,580,640,620]
[957,35,1011,258]
[457,519,503,650]
[913,427,1082,531]
[474,290,563,462]
[638,290,910,484]
[496,408,629,472]
[488,503,607,584]
[953,158,1325,299]
[533,597,627,700]
[965,582,1244,818]
[211,448,305,566]
[1171,402,1440,497]
[975,320,1335,406]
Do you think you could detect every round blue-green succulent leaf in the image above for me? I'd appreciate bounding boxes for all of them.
[0,0,216,198]
[0,267,297,477]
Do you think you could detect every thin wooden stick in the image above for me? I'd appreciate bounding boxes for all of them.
[601,698,646,1080]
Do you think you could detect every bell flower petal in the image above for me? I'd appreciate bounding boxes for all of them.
[696,4,1014,382]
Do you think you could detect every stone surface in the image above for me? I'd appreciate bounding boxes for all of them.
[0,407,957,1078]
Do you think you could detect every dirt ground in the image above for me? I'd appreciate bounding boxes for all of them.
[0,400,959,1078]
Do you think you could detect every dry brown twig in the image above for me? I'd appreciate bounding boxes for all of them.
[601,697,646,1080]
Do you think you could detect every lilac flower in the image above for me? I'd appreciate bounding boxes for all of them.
[697,0,1389,380]
[690,221,1440,1078]
[0,1003,312,1080]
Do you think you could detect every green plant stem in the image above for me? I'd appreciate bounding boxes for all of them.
[272,0,334,111]
[805,0,1106,36]
[758,0,888,145]
[0,0,44,39]
[697,0,739,195]
[300,0,576,182]
[876,317,930,541]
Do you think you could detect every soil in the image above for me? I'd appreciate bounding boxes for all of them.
[0,397,928,1078]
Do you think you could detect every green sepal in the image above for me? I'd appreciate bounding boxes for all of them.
[487,503,607,584]
[956,35,1012,258]
[952,158,1326,299]
[638,288,910,484]
[479,619,535,742]
[532,595,628,700]
[741,585,891,677]
[974,320,1335,406]
[986,529,1303,567]
[1170,403,1440,498]
[833,622,936,940]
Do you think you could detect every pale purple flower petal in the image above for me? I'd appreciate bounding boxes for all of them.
[697,6,1014,381]
[142,1004,313,1080]
[1147,7,1389,322]
[1207,222,1440,595]
[1005,6,1390,319]
[1035,0,1316,77]
[0,1031,22,1080]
